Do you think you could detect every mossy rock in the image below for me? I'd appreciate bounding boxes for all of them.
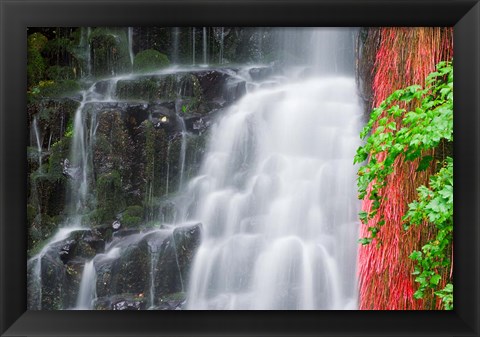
[96,170,125,221]
[46,65,75,81]
[28,32,49,52]
[133,49,170,73]
[31,80,81,99]
[90,27,131,77]
[122,205,144,228]
[116,77,159,101]
[27,48,46,87]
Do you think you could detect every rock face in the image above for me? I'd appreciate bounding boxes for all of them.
[27,224,201,310]
[27,64,275,310]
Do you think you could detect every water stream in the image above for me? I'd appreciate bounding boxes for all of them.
[28,27,362,311]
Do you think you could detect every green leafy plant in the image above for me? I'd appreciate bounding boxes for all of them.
[354,60,453,309]
[404,157,453,309]
[354,60,453,242]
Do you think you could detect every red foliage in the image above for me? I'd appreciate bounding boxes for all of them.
[358,27,453,310]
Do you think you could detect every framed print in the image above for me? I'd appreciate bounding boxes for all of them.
[1,0,479,336]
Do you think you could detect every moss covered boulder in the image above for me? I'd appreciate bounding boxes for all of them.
[133,49,170,73]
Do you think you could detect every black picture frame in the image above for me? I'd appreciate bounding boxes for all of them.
[1,0,479,336]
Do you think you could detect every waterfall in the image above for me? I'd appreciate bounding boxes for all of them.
[32,116,42,170]
[78,27,92,77]
[219,27,224,64]
[172,27,180,65]
[68,83,103,221]
[177,116,187,190]
[192,27,196,65]
[128,27,134,67]
[27,226,84,310]
[165,139,172,196]
[202,27,207,65]
[76,260,97,309]
[183,28,361,309]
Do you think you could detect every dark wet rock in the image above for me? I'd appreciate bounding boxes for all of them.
[112,299,146,310]
[56,229,105,264]
[94,294,147,310]
[172,223,203,284]
[249,66,274,81]
[224,79,247,103]
[194,70,230,102]
[152,223,202,304]
[39,250,68,310]
[63,259,87,308]
[112,228,140,239]
[183,108,223,135]
[157,292,187,310]
[102,238,149,296]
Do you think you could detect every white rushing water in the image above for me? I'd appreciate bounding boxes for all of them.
[76,260,97,309]
[28,226,85,310]
[183,28,362,310]
[128,27,135,67]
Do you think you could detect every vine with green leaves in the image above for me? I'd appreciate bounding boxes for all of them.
[354,60,453,309]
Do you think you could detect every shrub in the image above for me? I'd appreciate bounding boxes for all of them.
[133,49,170,73]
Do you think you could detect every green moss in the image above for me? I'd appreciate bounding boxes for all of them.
[28,33,49,52]
[29,80,81,100]
[46,65,75,81]
[121,205,144,228]
[90,27,131,77]
[96,170,125,221]
[133,49,170,73]
[48,137,71,181]
[122,215,142,227]
[27,203,37,225]
[125,205,143,217]
[27,48,46,87]
[159,291,186,302]
[116,78,159,101]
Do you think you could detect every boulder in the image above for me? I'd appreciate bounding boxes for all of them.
[94,294,147,310]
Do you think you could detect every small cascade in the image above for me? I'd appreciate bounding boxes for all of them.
[76,260,97,310]
[47,132,53,151]
[192,27,196,65]
[78,27,92,77]
[172,27,180,65]
[202,27,207,65]
[165,140,172,195]
[32,116,42,170]
[27,226,84,310]
[148,248,161,308]
[177,116,188,191]
[171,233,185,291]
[219,27,224,64]
[68,88,100,222]
[128,27,135,67]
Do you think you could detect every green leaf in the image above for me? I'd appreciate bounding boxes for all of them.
[416,155,433,172]
[430,274,441,286]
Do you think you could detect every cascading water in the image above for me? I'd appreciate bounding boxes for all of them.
[181,28,362,309]
[219,27,224,64]
[68,95,99,220]
[128,27,135,67]
[172,27,180,65]
[192,27,196,65]
[177,116,188,190]
[27,226,84,310]
[202,27,207,65]
[32,116,42,170]
[28,27,363,311]
[76,260,97,309]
